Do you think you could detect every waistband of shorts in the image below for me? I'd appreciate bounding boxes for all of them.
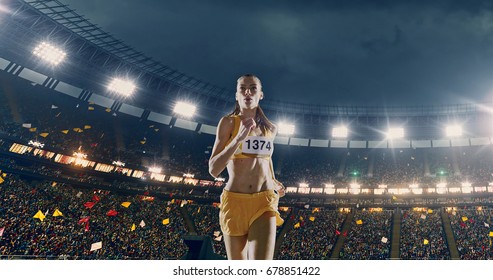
[222,189,277,198]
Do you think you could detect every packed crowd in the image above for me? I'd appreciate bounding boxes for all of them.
[186,204,226,258]
[339,210,393,260]
[448,208,493,259]
[277,208,347,260]
[399,209,450,259]
[0,175,189,259]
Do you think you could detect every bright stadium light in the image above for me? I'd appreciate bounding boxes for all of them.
[445,125,462,137]
[112,161,125,167]
[32,42,66,65]
[409,184,422,194]
[332,126,348,138]
[28,140,44,148]
[349,183,361,194]
[349,183,360,189]
[148,166,162,173]
[324,183,336,194]
[107,78,136,97]
[278,122,295,135]
[461,182,473,194]
[73,152,87,159]
[386,127,404,139]
[324,183,335,188]
[173,101,196,117]
[0,3,10,14]
[436,182,447,194]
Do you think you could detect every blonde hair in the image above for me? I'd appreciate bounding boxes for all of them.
[228,74,274,135]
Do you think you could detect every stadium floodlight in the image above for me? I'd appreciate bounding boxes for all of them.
[436,182,447,194]
[332,126,348,138]
[299,182,309,188]
[324,183,336,194]
[183,173,194,178]
[0,3,10,13]
[107,78,136,97]
[388,188,398,194]
[28,140,44,148]
[350,183,360,189]
[112,161,125,167]
[32,42,66,65]
[409,184,421,194]
[386,127,404,139]
[445,125,462,137]
[324,183,335,188]
[399,188,410,195]
[73,152,87,159]
[349,183,361,194]
[378,184,387,189]
[461,182,473,194]
[278,122,295,135]
[148,166,162,173]
[173,101,196,118]
[215,177,225,182]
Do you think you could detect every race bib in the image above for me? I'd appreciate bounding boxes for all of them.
[242,136,273,155]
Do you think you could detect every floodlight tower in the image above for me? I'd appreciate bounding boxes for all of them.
[32,42,66,66]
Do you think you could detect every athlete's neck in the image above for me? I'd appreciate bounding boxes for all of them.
[239,108,256,119]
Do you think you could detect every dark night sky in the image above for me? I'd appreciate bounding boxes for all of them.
[59,0,493,107]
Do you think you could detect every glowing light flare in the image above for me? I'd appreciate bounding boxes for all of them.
[299,182,309,188]
[107,78,136,97]
[112,161,125,167]
[411,188,423,195]
[278,122,295,135]
[73,152,87,159]
[445,125,462,137]
[324,183,335,188]
[324,184,336,194]
[386,127,404,139]
[0,3,10,13]
[173,101,196,117]
[28,140,44,148]
[436,182,447,194]
[332,126,348,138]
[33,42,66,65]
[148,166,162,173]
[349,183,360,189]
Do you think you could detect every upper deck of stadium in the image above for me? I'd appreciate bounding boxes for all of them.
[1,0,493,145]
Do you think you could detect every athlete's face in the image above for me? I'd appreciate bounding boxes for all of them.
[236,76,263,110]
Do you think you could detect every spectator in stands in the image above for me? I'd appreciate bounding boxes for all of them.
[208,74,285,260]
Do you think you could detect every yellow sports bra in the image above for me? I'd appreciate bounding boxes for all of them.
[227,115,274,159]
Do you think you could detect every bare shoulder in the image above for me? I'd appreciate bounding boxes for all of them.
[218,115,234,129]
[216,115,235,138]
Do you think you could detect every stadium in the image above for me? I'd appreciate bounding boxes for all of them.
[1,0,493,262]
